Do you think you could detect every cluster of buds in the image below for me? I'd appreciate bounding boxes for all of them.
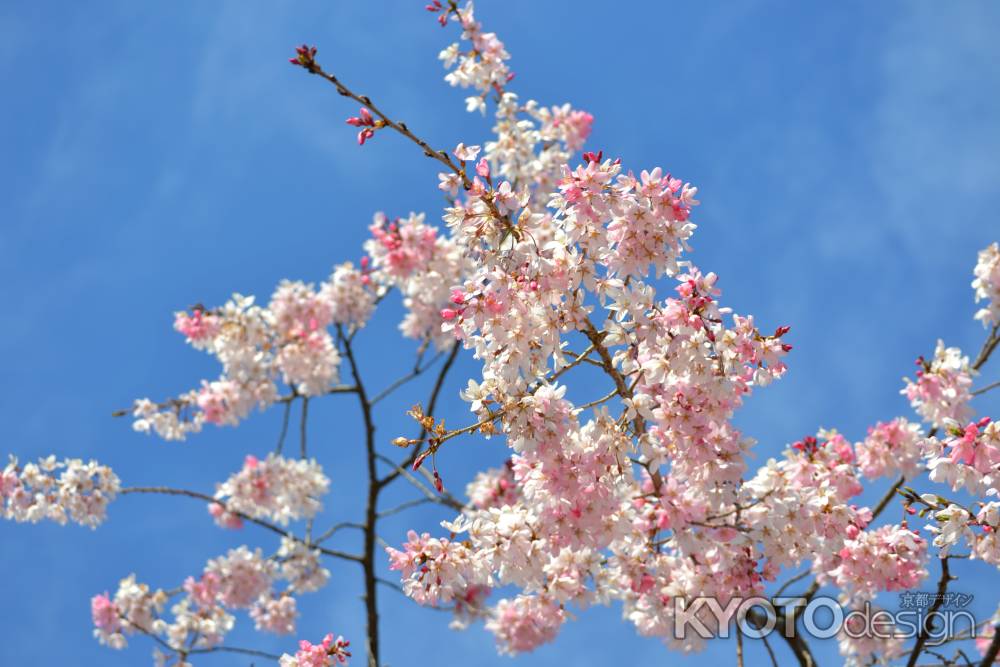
[440,289,466,321]
[345,108,383,146]
[791,434,822,456]
[425,0,453,27]
[289,44,318,70]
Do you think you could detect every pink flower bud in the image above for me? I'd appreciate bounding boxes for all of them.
[476,157,490,179]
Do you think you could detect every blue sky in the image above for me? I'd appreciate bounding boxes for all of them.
[2,1,999,665]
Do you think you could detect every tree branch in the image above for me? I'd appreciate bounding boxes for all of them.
[297,58,518,240]
[338,326,381,667]
[119,486,362,563]
[979,625,1000,667]
[906,557,953,667]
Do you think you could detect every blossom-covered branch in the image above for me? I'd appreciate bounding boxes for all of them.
[7,2,1000,666]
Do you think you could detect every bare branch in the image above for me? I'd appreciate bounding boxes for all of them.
[371,347,445,406]
[300,397,310,459]
[119,486,362,563]
[378,497,435,519]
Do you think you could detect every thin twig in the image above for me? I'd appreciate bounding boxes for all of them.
[378,497,434,519]
[773,569,811,599]
[313,521,366,545]
[119,486,362,563]
[371,348,445,406]
[973,379,1000,397]
[188,646,283,660]
[871,475,907,520]
[300,397,309,459]
[299,59,518,239]
[375,454,463,511]
[760,632,780,667]
[378,342,461,488]
[972,325,1000,371]
[275,399,292,455]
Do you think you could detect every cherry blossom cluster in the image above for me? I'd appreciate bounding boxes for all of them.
[485,595,565,655]
[926,417,1000,496]
[826,524,928,601]
[278,536,331,593]
[437,1,512,113]
[386,529,490,607]
[132,201,482,440]
[973,242,1000,327]
[901,340,975,428]
[920,494,1000,569]
[482,93,594,197]
[464,460,517,509]
[92,543,335,660]
[279,633,351,667]
[854,418,926,480]
[92,575,166,649]
[133,260,381,440]
[211,454,330,527]
[364,212,472,349]
[2,455,118,528]
[971,502,1000,567]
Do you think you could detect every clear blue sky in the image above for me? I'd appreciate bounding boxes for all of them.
[2,1,999,665]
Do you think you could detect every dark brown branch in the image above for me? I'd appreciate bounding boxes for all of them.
[972,324,1000,371]
[773,569,811,599]
[979,626,1000,667]
[338,326,381,667]
[871,475,907,520]
[906,557,953,667]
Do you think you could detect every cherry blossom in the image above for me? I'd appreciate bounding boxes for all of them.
[902,340,975,427]
[825,524,928,601]
[13,2,1000,665]
[855,418,925,480]
[279,633,351,667]
[251,593,298,635]
[485,595,565,655]
[2,455,119,528]
[212,454,330,526]
[91,575,167,650]
[927,418,1000,495]
[973,242,1000,327]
